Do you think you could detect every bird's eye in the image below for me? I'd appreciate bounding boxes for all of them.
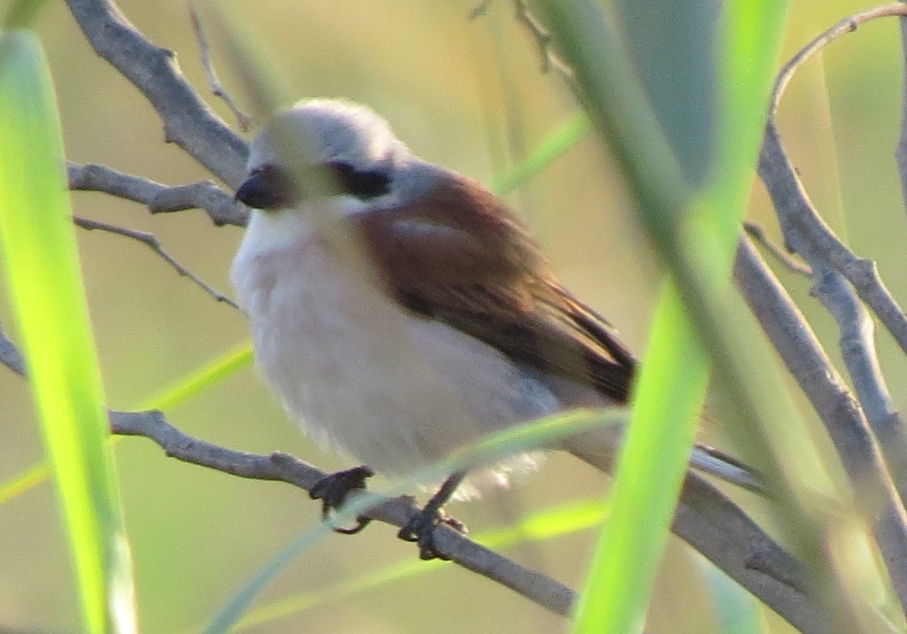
[329,162,391,200]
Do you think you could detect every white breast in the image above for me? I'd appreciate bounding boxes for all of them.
[230,208,558,496]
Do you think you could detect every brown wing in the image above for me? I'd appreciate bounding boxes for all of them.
[353,172,637,403]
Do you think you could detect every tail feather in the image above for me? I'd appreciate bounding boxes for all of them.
[689,445,764,494]
[561,424,765,494]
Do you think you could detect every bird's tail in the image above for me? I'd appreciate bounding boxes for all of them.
[561,424,764,494]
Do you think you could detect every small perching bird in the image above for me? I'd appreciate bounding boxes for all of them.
[230,99,758,558]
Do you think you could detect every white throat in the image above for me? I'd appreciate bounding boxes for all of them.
[235,195,375,259]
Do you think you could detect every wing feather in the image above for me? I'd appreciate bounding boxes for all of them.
[354,172,636,402]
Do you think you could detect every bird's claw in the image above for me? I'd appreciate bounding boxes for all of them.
[309,465,375,534]
[398,506,466,560]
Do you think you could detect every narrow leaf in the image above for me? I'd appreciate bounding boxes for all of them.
[0,30,137,634]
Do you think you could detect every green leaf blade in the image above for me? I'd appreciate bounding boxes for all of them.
[573,286,708,633]
[539,1,788,632]
[0,29,137,634]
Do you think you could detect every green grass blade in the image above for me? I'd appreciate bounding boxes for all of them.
[479,496,606,546]
[536,2,788,633]
[0,460,49,505]
[0,30,137,634]
[575,282,708,633]
[491,111,590,196]
[137,341,252,411]
[614,0,716,186]
[202,522,334,634]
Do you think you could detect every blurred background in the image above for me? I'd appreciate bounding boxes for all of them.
[2,0,907,632]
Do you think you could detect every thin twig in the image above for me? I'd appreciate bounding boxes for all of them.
[770,3,907,118]
[813,266,894,424]
[766,3,907,359]
[742,220,812,277]
[188,3,252,132]
[74,217,239,309]
[469,0,496,20]
[67,162,248,227]
[64,0,249,187]
[509,0,576,83]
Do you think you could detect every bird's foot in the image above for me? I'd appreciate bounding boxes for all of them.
[398,506,467,561]
[309,465,375,534]
[397,471,468,560]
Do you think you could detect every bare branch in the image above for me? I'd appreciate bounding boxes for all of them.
[758,123,907,613]
[756,5,907,618]
[784,209,907,362]
[67,162,248,227]
[509,0,576,84]
[742,220,812,277]
[108,409,576,616]
[672,475,826,634]
[770,3,907,118]
[107,406,826,630]
[734,237,873,456]
[73,217,239,309]
[64,0,249,187]
[188,3,252,132]
[762,3,907,602]
[767,4,907,358]
[0,317,26,377]
[813,268,893,424]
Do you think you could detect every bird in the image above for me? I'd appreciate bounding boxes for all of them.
[230,98,758,558]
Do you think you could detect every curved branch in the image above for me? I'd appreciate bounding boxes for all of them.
[767,2,907,359]
[770,3,907,118]
[64,0,249,188]
[73,216,239,308]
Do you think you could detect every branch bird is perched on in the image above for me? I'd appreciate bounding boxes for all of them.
[231,99,757,558]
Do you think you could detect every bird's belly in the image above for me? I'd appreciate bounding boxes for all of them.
[231,238,559,481]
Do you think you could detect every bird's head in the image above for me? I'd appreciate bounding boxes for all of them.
[235,99,410,210]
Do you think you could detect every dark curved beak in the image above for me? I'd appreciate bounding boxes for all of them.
[235,164,299,210]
